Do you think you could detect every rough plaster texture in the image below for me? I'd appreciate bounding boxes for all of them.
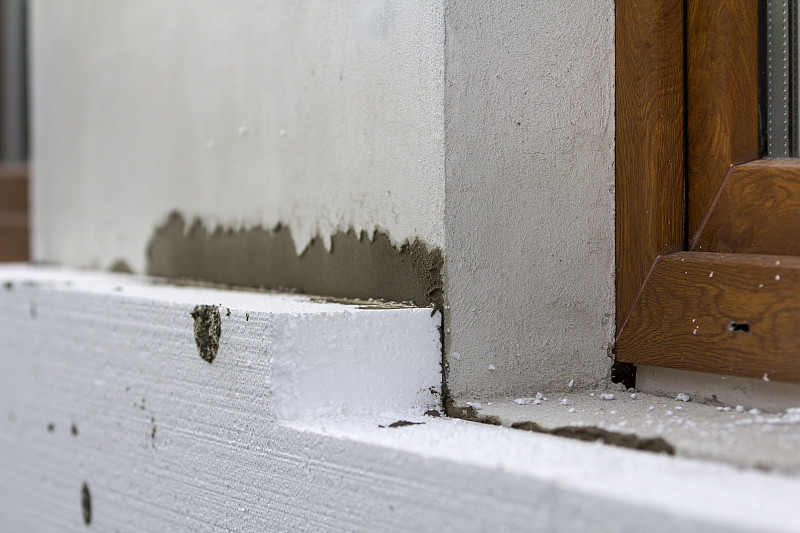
[29,1,616,398]
[30,0,445,269]
[443,2,616,397]
[459,392,800,473]
[2,266,800,533]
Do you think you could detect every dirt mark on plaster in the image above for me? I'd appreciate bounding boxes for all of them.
[147,212,444,309]
[81,482,92,525]
[511,421,675,455]
[190,305,221,364]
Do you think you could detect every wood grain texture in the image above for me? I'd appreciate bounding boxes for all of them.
[693,159,800,254]
[617,251,800,384]
[0,164,27,210]
[616,0,685,331]
[0,164,28,261]
[686,0,759,242]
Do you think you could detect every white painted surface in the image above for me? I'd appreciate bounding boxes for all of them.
[443,1,616,396]
[29,1,616,398]
[637,365,800,413]
[30,0,445,267]
[1,267,799,532]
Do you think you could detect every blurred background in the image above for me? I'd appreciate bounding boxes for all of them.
[0,0,28,262]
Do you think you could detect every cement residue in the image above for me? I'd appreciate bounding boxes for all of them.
[81,482,91,525]
[190,304,221,364]
[147,212,444,309]
[510,421,675,455]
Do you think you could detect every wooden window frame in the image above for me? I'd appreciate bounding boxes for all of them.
[616,0,800,384]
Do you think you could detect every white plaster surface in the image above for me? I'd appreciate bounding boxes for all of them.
[29,0,445,268]
[1,267,799,532]
[463,392,800,473]
[443,1,616,396]
[29,0,617,399]
[637,365,800,412]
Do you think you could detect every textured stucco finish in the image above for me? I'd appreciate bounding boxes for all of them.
[442,1,616,397]
[30,0,445,270]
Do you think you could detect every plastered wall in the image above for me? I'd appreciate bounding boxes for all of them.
[443,2,616,397]
[30,0,615,398]
[30,0,445,270]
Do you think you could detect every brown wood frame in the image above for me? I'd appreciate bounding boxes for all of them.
[0,163,28,262]
[616,0,800,384]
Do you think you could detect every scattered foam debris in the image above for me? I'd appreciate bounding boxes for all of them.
[763,373,770,382]
[749,408,762,415]
[630,393,637,400]
[736,405,745,413]
[452,351,461,360]
[466,402,482,410]
[675,393,690,402]
[600,393,614,401]
[559,398,569,406]
[488,364,496,371]
[568,407,575,413]
[568,379,574,388]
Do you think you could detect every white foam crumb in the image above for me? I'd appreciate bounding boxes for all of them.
[446,328,451,333]
[466,402,482,410]
[238,126,247,135]
[559,398,569,406]
[648,406,654,411]
[763,373,770,382]
[568,407,575,413]
[666,410,674,416]
[630,393,637,399]
[749,408,762,415]
[514,398,535,405]
[675,393,690,402]
[487,364,496,371]
[279,129,287,136]
[486,402,493,406]
[759,283,764,288]
[736,405,745,413]
[692,318,696,323]
[590,393,595,397]
[717,406,732,411]
[451,352,461,360]
[610,410,617,415]
[206,140,215,149]
[675,406,683,410]
[776,260,782,265]
[776,274,781,281]
[568,379,574,388]
[709,271,714,278]
[600,393,614,401]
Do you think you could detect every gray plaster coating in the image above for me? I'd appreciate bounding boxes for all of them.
[147,212,444,310]
[443,1,616,397]
[460,390,800,474]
